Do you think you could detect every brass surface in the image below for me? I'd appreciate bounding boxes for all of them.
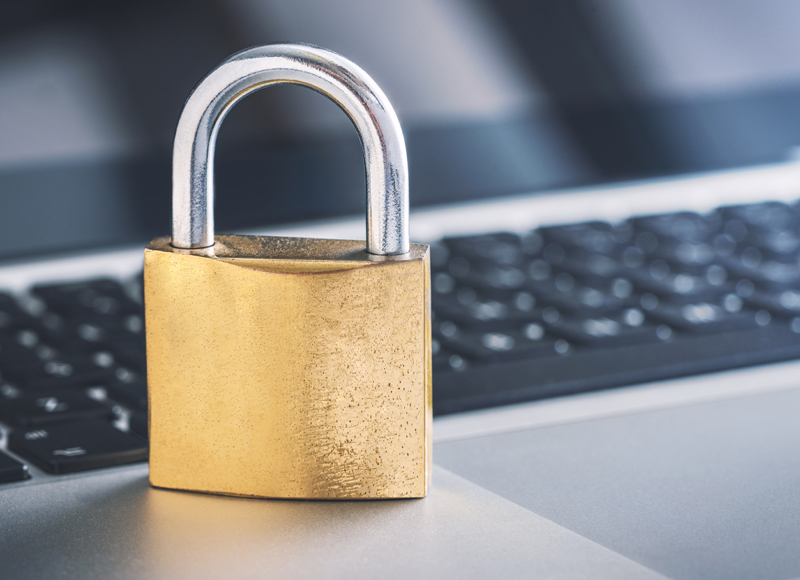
[144,235,431,499]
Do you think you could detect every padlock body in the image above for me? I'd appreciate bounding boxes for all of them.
[144,235,431,499]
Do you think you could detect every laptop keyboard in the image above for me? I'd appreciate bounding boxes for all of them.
[0,279,148,481]
[2,199,800,482]
[432,200,800,413]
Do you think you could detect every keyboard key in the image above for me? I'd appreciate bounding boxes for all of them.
[433,350,469,372]
[432,338,470,372]
[0,390,115,426]
[0,350,116,390]
[0,294,39,331]
[528,275,637,314]
[0,326,45,354]
[445,233,532,266]
[629,265,724,303]
[725,255,800,288]
[559,249,624,281]
[745,289,800,319]
[547,310,662,348]
[109,346,147,374]
[722,202,800,231]
[104,381,148,410]
[656,240,718,273]
[37,312,145,354]
[129,412,148,440]
[438,323,565,362]
[455,266,529,300]
[647,301,760,333]
[8,420,148,474]
[0,450,29,484]
[632,211,722,242]
[747,229,800,260]
[540,221,632,253]
[433,295,542,331]
[32,279,140,318]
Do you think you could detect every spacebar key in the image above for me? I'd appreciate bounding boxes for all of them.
[0,450,30,483]
[8,420,148,474]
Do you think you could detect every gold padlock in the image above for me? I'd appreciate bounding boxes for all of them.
[144,44,431,499]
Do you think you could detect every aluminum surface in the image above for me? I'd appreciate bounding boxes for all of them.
[171,43,409,255]
[435,385,800,580]
[0,464,666,580]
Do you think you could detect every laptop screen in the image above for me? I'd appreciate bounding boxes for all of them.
[1,0,800,261]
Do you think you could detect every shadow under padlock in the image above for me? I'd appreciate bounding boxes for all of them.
[143,44,432,500]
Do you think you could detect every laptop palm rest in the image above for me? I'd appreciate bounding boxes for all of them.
[0,464,662,579]
[436,386,800,580]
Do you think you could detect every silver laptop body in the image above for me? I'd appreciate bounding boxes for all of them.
[2,162,800,579]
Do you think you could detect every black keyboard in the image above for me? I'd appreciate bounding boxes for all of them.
[2,199,800,482]
[433,200,800,414]
[0,278,148,482]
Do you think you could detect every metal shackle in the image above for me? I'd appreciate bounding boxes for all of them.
[171,43,410,255]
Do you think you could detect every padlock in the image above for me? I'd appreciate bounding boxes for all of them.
[143,44,431,500]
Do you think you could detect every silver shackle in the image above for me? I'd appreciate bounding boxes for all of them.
[171,44,409,255]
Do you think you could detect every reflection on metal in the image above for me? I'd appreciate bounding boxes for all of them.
[171,43,409,256]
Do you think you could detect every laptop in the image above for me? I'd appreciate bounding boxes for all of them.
[3,2,800,579]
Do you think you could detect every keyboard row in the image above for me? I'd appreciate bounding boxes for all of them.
[429,201,800,374]
[0,417,148,482]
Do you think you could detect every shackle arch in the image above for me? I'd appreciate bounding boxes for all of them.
[171,43,409,255]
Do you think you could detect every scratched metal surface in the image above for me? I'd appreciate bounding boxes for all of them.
[144,235,431,499]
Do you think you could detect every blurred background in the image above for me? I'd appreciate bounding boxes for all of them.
[3,0,800,259]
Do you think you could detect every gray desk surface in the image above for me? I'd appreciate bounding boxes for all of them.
[0,464,662,580]
[436,386,800,580]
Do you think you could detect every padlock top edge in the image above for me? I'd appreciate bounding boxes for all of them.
[146,235,428,264]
